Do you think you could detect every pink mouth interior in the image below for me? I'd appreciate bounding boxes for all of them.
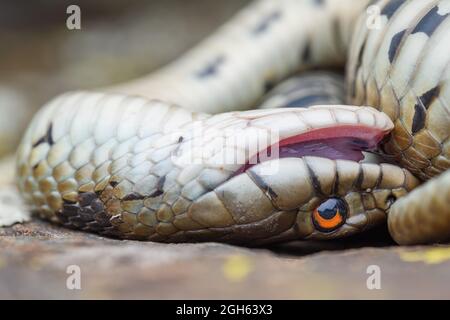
[236,125,387,174]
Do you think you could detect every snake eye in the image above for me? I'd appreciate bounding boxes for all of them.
[312,198,348,233]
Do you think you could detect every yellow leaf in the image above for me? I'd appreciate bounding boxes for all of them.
[399,247,450,265]
[222,254,253,282]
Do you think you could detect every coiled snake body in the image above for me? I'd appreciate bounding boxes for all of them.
[15,0,450,245]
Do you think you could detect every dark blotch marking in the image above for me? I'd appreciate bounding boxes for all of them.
[247,170,278,200]
[122,192,145,201]
[32,123,54,147]
[355,166,365,189]
[91,199,104,212]
[178,136,184,143]
[109,181,119,188]
[264,80,276,93]
[411,86,440,135]
[196,55,225,79]
[381,0,404,19]
[387,194,397,207]
[149,176,166,198]
[57,191,112,233]
[59,204,79,217]
[418,86,440,109]
[412,6,449,37]
[63,198,77,205]
[388,29,406,63]
[412,104,427,135]
[305,162,323,195]
[301,42,312,63]
[78,192,97,207]
[156,176,166,190]
[332,169,340,195]
[149,189,164,198]
[79,207,95,221]
[252,11,282,35]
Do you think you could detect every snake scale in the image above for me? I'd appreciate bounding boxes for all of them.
[15,0,450,245]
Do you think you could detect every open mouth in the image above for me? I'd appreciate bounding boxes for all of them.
[235,124,387,174]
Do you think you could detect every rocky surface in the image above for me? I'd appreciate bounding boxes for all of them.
[2,217,450,299]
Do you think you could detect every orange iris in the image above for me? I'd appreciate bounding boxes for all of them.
[313,208,344,230]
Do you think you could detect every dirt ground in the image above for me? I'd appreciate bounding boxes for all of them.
[2,217,450,299]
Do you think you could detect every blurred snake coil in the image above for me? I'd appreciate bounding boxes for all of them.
[14,0,450,245]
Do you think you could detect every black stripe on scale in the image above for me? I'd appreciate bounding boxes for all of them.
[332,165,340,195]
[411,105,427,135]
[380,0,404,19]
[122,192,146,201]
[251,10,282,35]
[195,55,225,79]
[78,192,98,207]
[57,191,111,229]
[148,176,166,198]
[354,165,365,190]
[247,170,278,201]
[411,86,441,135]
[388,29,407,63]
[418,86,441,108]
[305,160,324,196]
[411,5,449,37]
[32,123,54,147]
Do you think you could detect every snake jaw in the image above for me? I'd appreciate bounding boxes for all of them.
[236,158,420,243]
[196,105,394,175]
[170,105,394,186]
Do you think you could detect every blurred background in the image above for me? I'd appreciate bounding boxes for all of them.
[0,0,250,156]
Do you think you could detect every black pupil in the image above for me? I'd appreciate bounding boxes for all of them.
[317,198,346,219]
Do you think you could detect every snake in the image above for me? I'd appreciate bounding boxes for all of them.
[14,0,450,245]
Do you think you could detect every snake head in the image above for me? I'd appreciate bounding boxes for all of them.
[240,157,420,243]
[179,105,420,244]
